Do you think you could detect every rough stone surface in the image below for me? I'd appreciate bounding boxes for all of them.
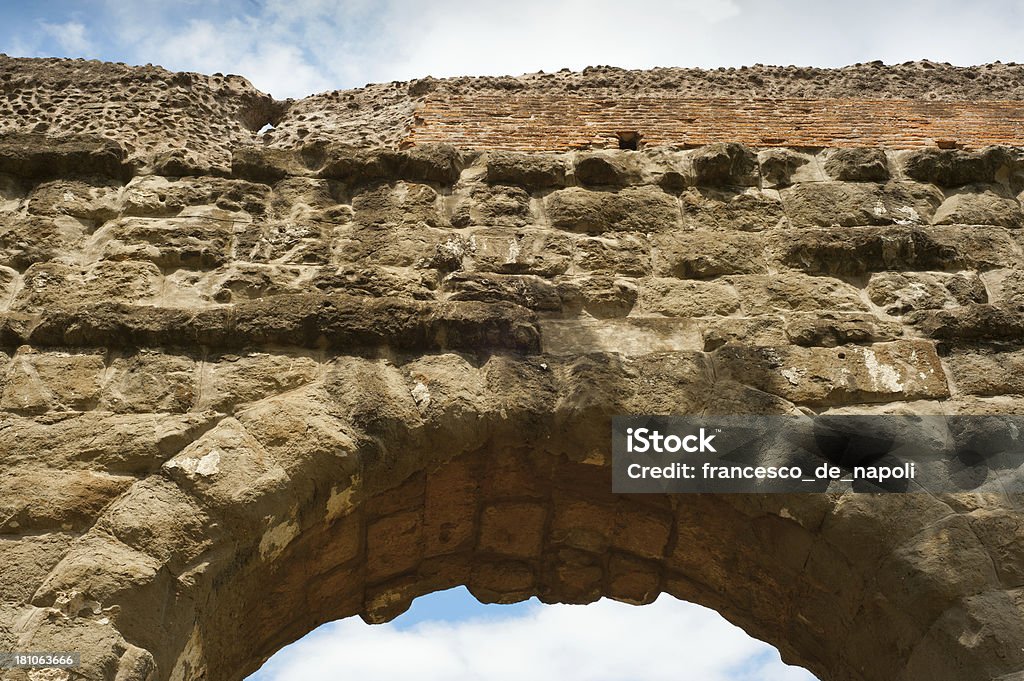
[1,56,1024,681]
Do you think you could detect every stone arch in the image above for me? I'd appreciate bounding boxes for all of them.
[3,56,1024,681]
[19,355,1022,681]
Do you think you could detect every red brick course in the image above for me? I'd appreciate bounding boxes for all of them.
[405,95,1024,150]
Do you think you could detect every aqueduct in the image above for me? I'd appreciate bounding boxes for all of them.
[1,56,1024,681]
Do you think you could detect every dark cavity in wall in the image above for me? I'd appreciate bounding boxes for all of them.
[617,131,643,150]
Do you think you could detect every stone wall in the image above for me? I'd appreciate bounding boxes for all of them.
[2,57,1024,681]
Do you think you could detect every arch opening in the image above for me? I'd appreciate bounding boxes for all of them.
[245,587,819,681]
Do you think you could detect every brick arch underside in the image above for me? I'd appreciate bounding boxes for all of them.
[24,352,1021,681]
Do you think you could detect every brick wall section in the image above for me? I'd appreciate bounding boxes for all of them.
[405,95,1024,150]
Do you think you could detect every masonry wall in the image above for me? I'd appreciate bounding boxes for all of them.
[2,57,1024,681]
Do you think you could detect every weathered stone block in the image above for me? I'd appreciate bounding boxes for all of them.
[468,561,535,603]
[200,353,319,412]
[545,186,679,233]
[450,184,532,227]
[731,272,866,314]
[680,187,786,231]
[931,189,1024,228]
[442,272,562,311]
[774,225,1018,275]
[25,179,120,221]
[700,316,787,350]
[0,132,131,181]
[478,502,547,559]
[0,214,91,269]
[13,260,163,311]
[230,146,323,183]
[550,499,614,553]
[468,227,571,276]
[990,269,1024,312]
[908,303,1024,340]
[0,470,132,535]
[573,151,643,187]
[900,147,1011,187]
[556,276,638,318]
[607,553,660,604]
[321,144,463,186]
[944,346,1024,396]
[121,175,269,218]
[781,181,942,227]
[311,265,436,300]
[612,506,671,559]
[574,232,650,276]
[867,271,987,314]
[654,230,766,278]
[235,221,335,265]
[423,460,477,557]
[96,217,233,270]
[714,340,949,406]
[758,148,818,188]
[0,349,104,413]
[822,148,890,181]
[485,151,567,188]
[540,318,702,355]
[99,351,198,413]
[352,181,446,229]
[367,510,423,580]
[689,143,758,186]
[638,277,740,317]
[784,312,903,347]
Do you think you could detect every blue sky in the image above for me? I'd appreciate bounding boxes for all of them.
[3,1,1024,98]
[250,588,818,681]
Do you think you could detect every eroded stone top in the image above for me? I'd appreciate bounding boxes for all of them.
[6,57,1024,170]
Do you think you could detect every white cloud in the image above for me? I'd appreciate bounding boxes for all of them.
[253,595,817,681]
[82,0,1024,99]
[40,20,95,56]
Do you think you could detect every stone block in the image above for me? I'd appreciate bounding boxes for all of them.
[366,510,423,581]
[352,181,446,229]
[478,502,547,559]
[822,148,891,181]
[944,347,1024,396]
[467,227,571,276]
[423,460,478,557]
[450,184,532,227]
[574,232,650,277]
[485,151,567,188]
[689,143,758,186]
[545,186,679,233]
[540,318,702,356]
[98,351,198,413]
[774,225,1018,275]
[783,312,903,347]
[713,340,949,406]
[867,271,987,314]
[653,230,766,278]
[781,181,943,227]
[639,277,740,316]
[680,187,786,231]
[0,349,105,413]
[932,190,1024,228]
[96,217,233,270]
[731,272,866,314]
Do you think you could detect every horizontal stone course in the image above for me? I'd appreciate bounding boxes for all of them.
[11,295,541,354]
